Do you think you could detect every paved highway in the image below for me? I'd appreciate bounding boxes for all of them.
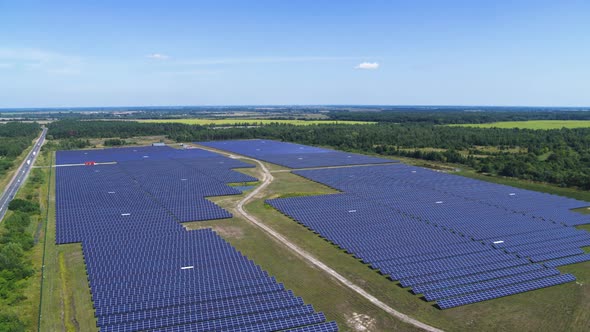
[0,127,47,222]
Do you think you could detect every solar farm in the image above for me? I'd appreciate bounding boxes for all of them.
[200,140,590,308]
[267,165,589,308]
[55,146,337,332]
[199,139,397,168]
[51,139,590,331]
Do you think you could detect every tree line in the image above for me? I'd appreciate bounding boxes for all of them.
[0,122,41,157]
[47,120,204,139]
[0,170,44,331]
[327,110,590,124]
[47,119,590,189]
[0,122,41,178]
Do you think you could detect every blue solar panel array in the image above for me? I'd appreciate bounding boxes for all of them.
[55,146,337,331]
[198,139,397,168]
[265,163,590,309]
[57,146,225,165]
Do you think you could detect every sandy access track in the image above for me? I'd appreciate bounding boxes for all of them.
[194,144,444,332]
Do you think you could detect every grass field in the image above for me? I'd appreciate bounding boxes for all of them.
[87,135,176,148]
[137,118,375,126]
[39,152,97,332]
[451,120,590,130]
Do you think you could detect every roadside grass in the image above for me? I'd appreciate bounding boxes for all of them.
[138,118,375,126]
[39,152,97,332]
[0,139,49,331]
[450,120,590,130]
[227,181,259,187]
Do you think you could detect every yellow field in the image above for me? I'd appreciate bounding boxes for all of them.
[452,120,590,130]
[138,118,374,126]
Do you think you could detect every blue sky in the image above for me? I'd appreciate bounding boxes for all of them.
[1,0,589,107]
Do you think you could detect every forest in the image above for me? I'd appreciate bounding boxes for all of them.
[47,120,200,139]
[0,170,44,331]
[0,122,41,178]
[327,110,590,124]
[47,118,590,189]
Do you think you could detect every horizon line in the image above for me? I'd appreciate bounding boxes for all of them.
[2,104,590,112]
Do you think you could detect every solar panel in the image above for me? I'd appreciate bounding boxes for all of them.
[543,253,590,267]
[57,142,589,311]
[198,139,398,168]
[436,274,575,309]
[55,146,338,330]
[423,268,560,301]
[262,161,588,308]
[285,321,340,332]
[412,264,545,294]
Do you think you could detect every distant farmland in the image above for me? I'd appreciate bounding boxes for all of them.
[452,120,590,130]
[138,119,375,126]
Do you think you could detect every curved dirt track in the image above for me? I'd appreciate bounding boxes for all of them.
[196,145,444,332]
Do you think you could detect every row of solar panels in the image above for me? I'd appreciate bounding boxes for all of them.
[55,157,256,242]
[56,145,225,165]
[260,159,590,308]
[198,139,398,168]
[55,146,337,331]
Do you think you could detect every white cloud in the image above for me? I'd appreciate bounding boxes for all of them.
[147,53,170,60]
[355,62,379,70]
